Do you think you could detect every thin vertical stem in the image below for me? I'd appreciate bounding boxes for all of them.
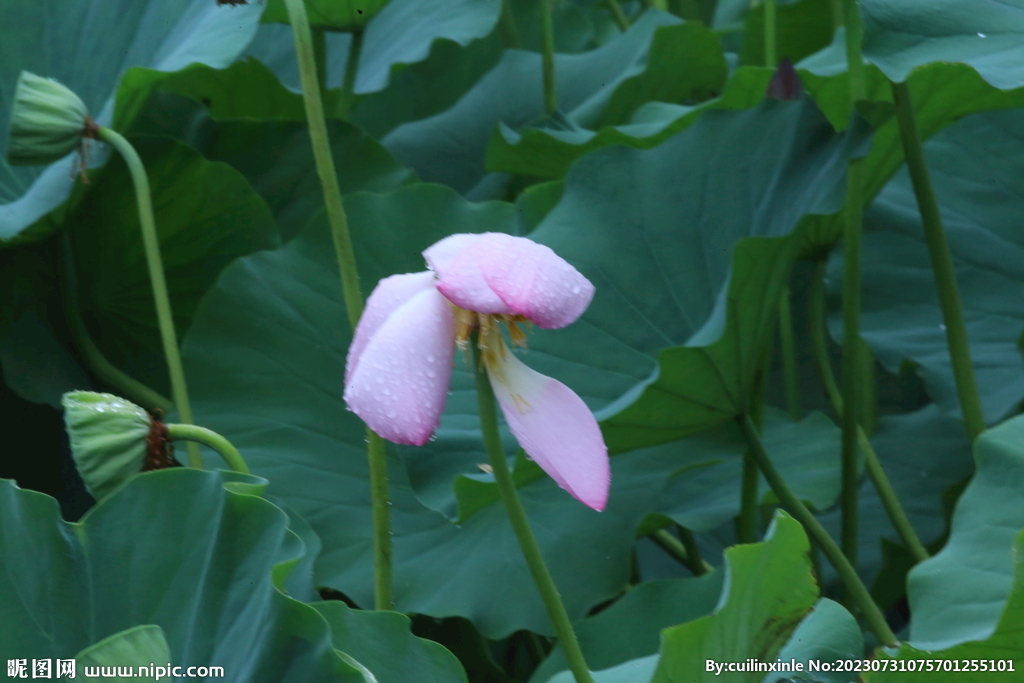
[283,0,392,609]
[472,342,593,683]
[367,427,392,609]
[96,126,201,470]
[839,0,867,571]
[840,159,863,570]
[736,414,898,647]
[540,0,558,115]
[764,0,777,67]
[605,0,630,31]
[809,261,930,564]
[283,0,365,330]
[890,80,986,443]
[779,286,801,420]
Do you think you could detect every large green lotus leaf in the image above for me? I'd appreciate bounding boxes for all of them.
[815,405,973,589]
[651,512,819,683]
[865,528,1024,683]
[0,0,263,243]
[66,136,277,393]
[262,0,391,32]
[900,413,1024,649]
[313,603,468,683]
[859,0,1024,90]
[382,10,701,194]
[852,109,1024,423]
[531,572,725,683]
[0,470,369,681]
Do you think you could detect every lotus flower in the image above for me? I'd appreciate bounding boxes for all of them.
[344,233,610,511]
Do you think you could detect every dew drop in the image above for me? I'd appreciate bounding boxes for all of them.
[939,323,947,331]
[977,32,987,37]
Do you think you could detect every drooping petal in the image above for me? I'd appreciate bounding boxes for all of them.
[346,271,437,384]
[424,233,515,315]
[476,233,595,328]
[344,287,456,446]
[485,345,610,510]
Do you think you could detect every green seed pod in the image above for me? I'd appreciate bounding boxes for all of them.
[62,391,151,501]
[7,71,90,166]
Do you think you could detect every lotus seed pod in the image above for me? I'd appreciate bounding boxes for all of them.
[62,391,150,501]
[7,71,90,166]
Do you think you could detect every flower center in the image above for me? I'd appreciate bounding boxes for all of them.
[452,306,531,352]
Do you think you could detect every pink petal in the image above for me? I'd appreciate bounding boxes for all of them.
[344,287,456,446]
[346,271,437,385]
[476,233,595,329]
[424,233,515,315]
[486,347,610,510]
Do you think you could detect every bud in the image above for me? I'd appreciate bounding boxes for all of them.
[62,391,150,500]
[7,71,91,166]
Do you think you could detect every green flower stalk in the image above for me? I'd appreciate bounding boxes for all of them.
[6,71,90,166]
[95,126,203,470]
[281,0,393,610]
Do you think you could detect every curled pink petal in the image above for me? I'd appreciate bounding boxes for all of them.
[424,233,515,315]
[485,347,610,511]
[346,271,437,384]
[344,288,456,446]
[476,233,595,329]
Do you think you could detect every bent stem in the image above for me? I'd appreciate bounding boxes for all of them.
[283,0,392,609]
[60,234,173,415]
[472,342,593,683]
[96,126,201,470]
[540,0,557,115]
[736,414,898,647]
[809,262,930,563]
[890,80,985,443]
[166,423,249,474]
[649,527,712,575]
